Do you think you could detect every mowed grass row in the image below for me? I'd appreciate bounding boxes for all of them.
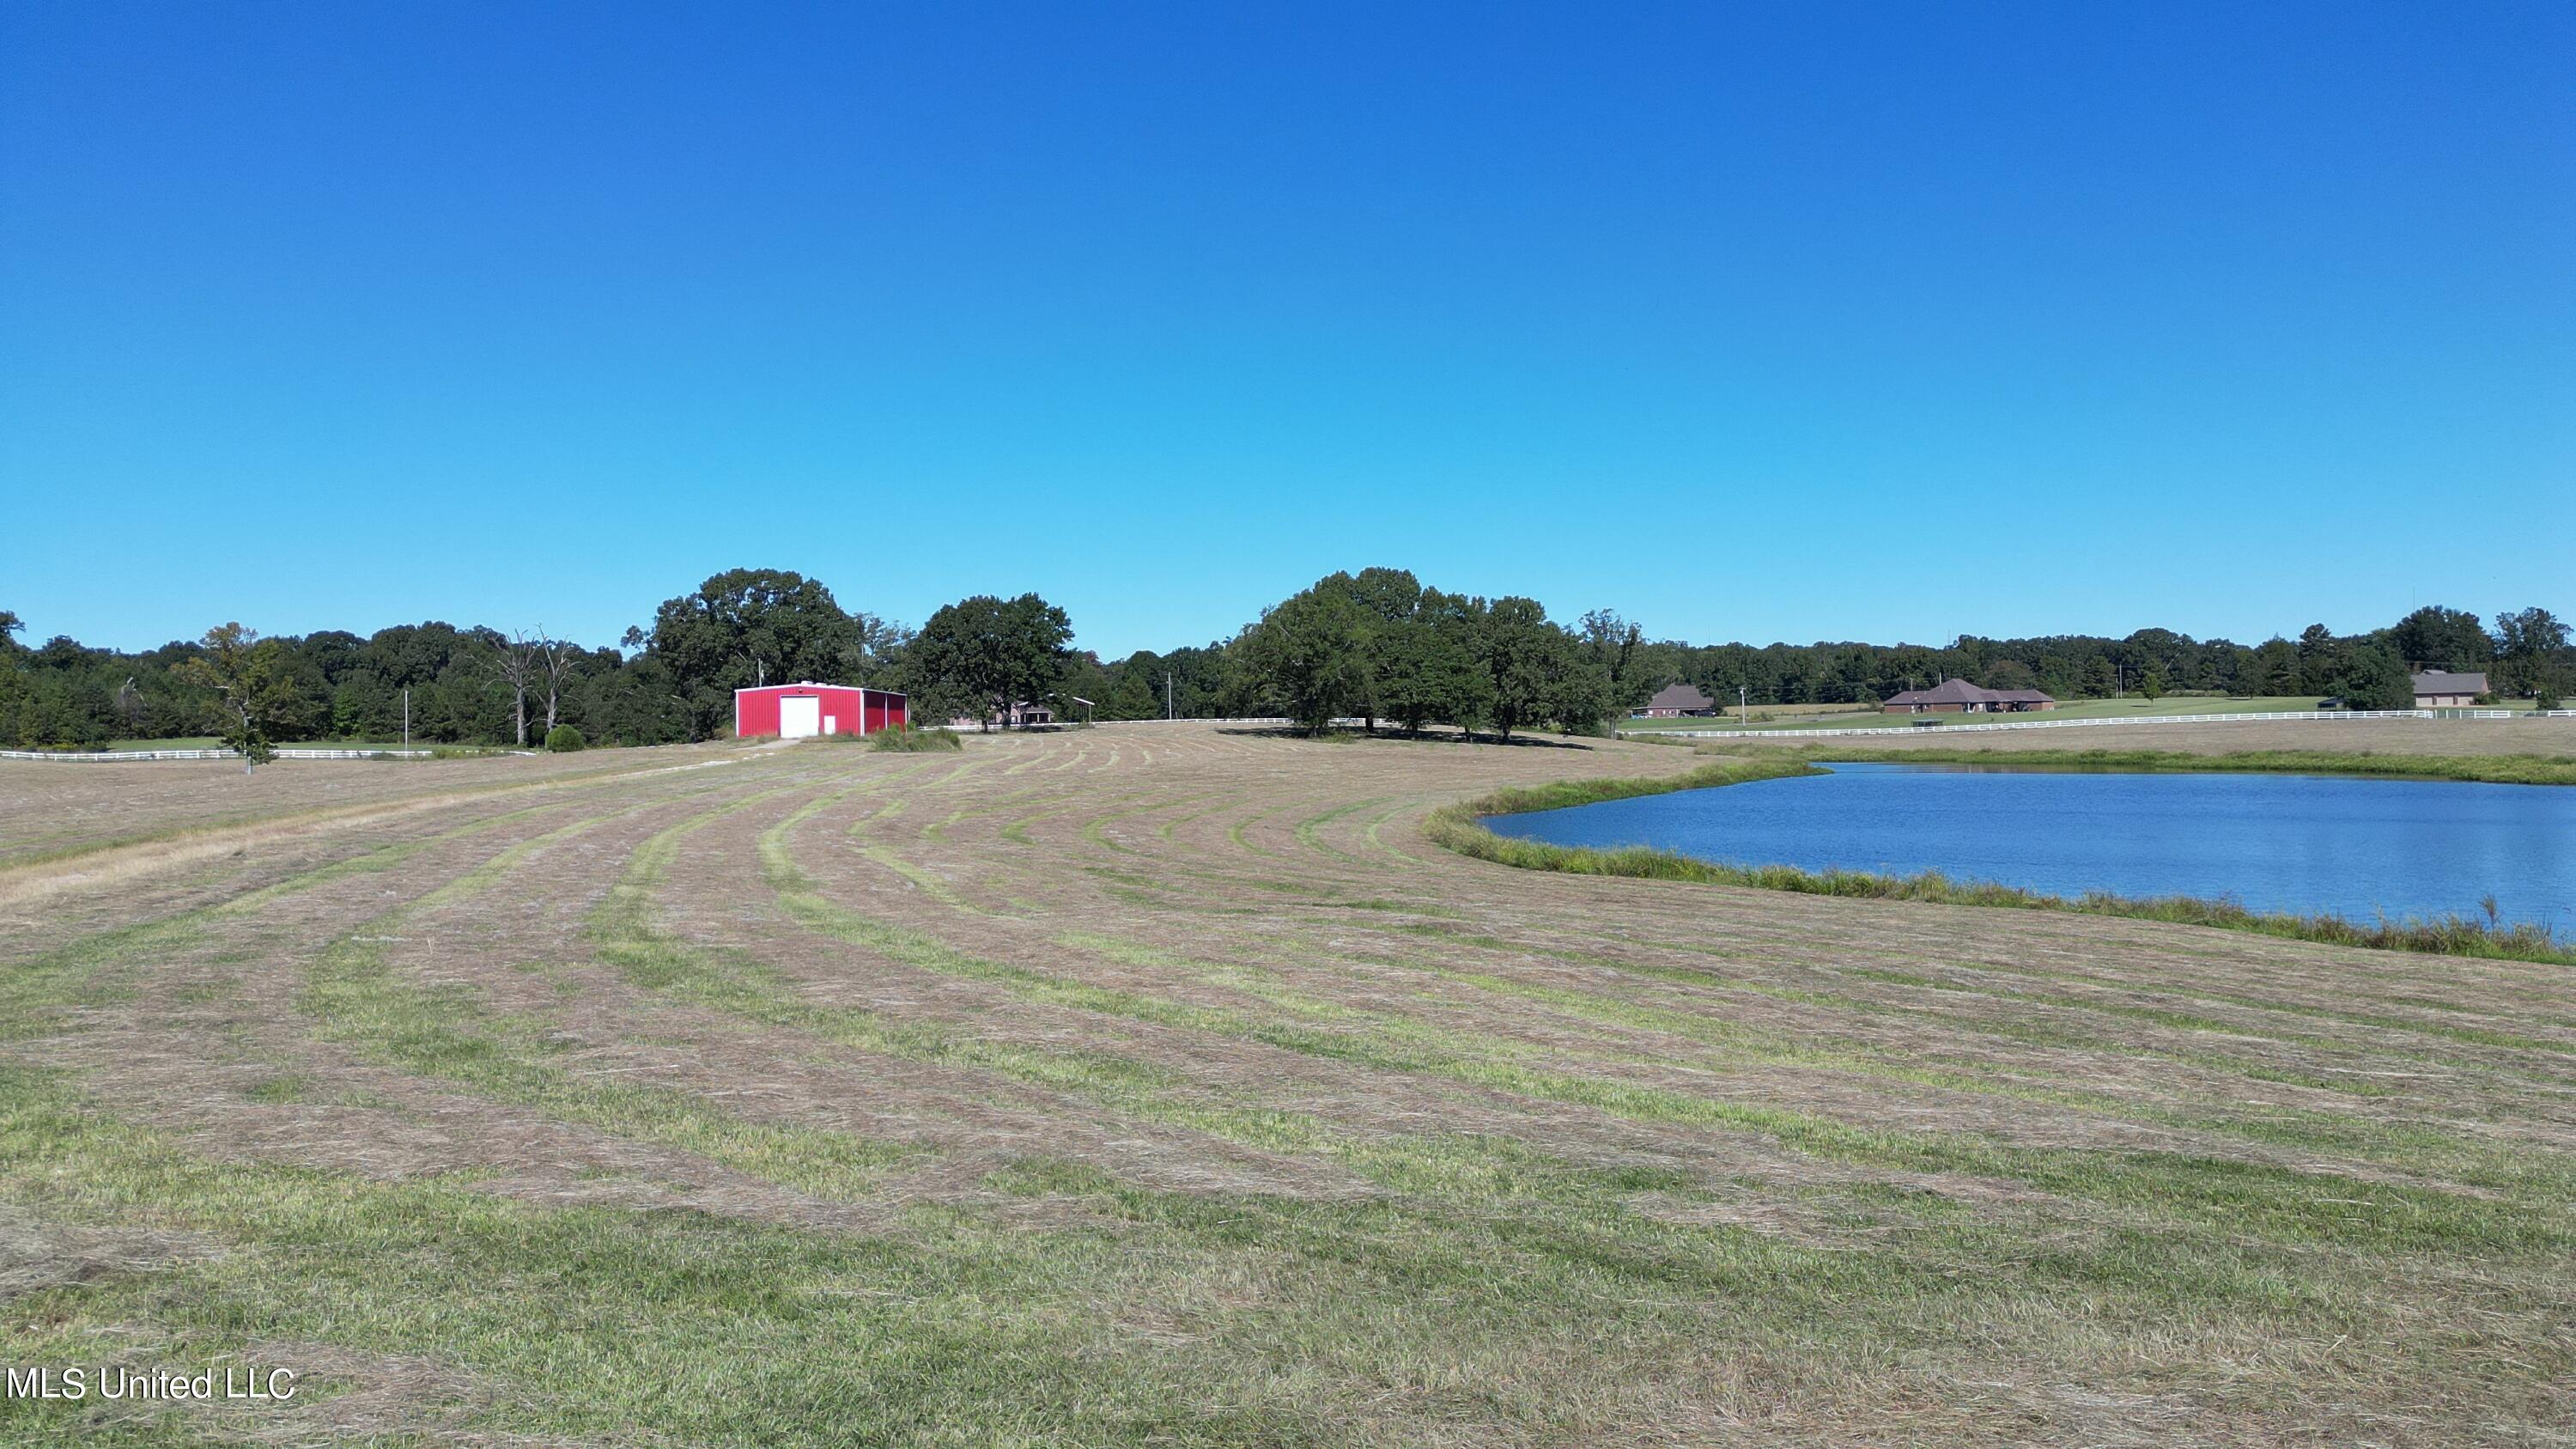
[2,725,2572,1444]
[770,776,2576,1213]
[818,770,2576,1191]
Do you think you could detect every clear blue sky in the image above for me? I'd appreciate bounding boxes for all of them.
[3,2,2568,658]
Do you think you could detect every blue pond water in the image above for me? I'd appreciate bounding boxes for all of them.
[1485,763,2576,934]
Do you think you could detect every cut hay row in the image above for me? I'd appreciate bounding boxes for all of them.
[2,723,2570,1446]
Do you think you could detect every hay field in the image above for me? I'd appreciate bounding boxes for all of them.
[0,746,736,872]
[2,724,2570,1446]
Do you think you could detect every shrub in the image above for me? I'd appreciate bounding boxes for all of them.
[545,725,586,752]
[871,726,962,752]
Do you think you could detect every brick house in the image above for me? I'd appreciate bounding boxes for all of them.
[1635,683,1718,718]
[1879,679,2057,715]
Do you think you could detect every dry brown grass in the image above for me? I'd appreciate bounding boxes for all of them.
[0,742,750,872]
[2,723,2570,1446]
[0,746,752,909]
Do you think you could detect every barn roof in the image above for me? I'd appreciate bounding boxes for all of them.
[1646,683,1716,710]
[734,681,904,696]
[2411,671,2488,695]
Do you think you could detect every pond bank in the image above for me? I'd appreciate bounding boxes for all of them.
[1431,754,2575,966]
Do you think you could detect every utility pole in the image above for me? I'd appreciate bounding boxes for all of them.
[1740,685,1747,728]
[1166,671,1174,721]
[402,687,410,750]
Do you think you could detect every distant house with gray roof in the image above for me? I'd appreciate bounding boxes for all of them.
[1879,679,2057,715]
[1635,683,1717,718]
[2410,671,2488,707]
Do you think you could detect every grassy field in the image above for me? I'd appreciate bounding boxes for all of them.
[82,737,475,754]
[3,723,2573,1445]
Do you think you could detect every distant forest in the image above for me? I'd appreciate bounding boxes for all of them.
[1,569,2566,750]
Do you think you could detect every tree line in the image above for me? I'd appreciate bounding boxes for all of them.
[1609,604,2568,716]
[3,576,2566,752]
[0,569,1091,753]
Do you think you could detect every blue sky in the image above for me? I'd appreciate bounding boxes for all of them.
[3,2,2568,657]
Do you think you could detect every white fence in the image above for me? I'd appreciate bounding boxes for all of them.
[0,746,533,763]
[1619,709,2573,742]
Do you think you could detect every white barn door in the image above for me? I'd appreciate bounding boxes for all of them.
[780,696,822,740]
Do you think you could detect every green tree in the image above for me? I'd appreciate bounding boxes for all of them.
[1472,596,1597,742]
[1577,609,1649,715]
[1545,652,1613,734]
[1980,659,2038,691]
[2251,637,2302,696]
[2494,606,2568,698]
[2123,629,2189,691]
[1099,663,1157,720]
[173,623,302,771]
[2391,606,2494,673]
[1344,567,1427,732]
[2294,623,2341,694]
[0,612,34,748]
[2137,661,2166,701]
[903,594,1074,728]
[1376,591,1491,734]
[2081,656,2117,699]
[2328,642,2414,711]
[647,569,864,739]
[1238,585,1370,734]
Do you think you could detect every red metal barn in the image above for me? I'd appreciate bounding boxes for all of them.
[733,683,908,740]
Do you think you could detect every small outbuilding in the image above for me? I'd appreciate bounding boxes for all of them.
[945,701,1054,730]
[2411,671,2488,708]
[735,682,908,740]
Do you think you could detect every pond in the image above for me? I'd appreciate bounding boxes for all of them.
[1484,762,2576,934]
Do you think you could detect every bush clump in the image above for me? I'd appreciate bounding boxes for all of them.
[871,726,962,752]
[545,725,586,752]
